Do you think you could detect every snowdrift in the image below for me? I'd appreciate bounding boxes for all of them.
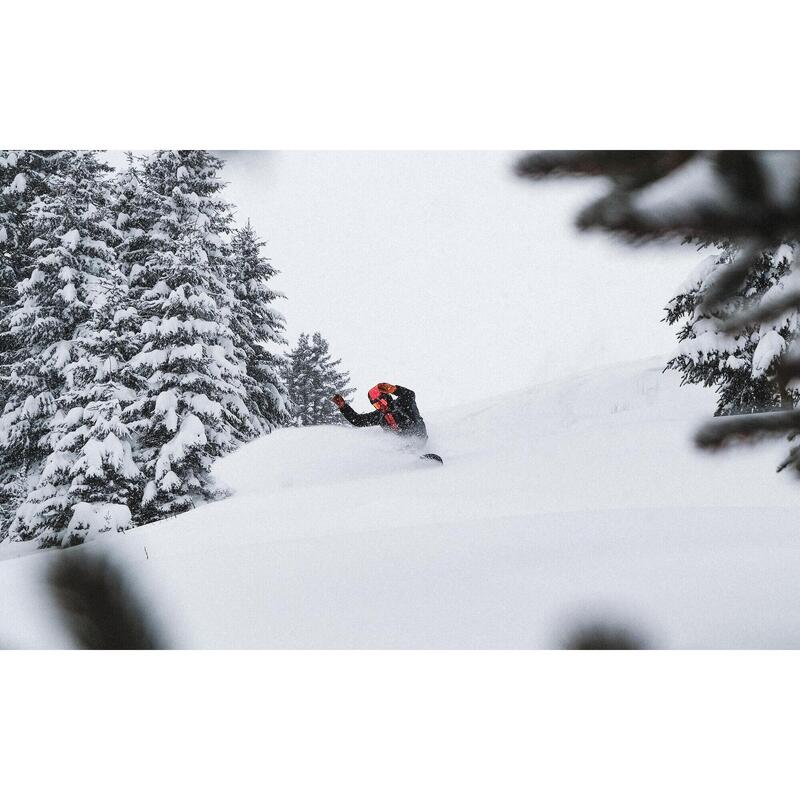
[2,356,799,648]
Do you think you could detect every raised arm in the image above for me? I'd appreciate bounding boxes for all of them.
[377,382,415,400]
[332,394,382,427]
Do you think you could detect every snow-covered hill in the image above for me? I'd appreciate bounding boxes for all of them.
[2,357,799,648]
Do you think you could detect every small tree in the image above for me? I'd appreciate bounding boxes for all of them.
[284,332,354,425]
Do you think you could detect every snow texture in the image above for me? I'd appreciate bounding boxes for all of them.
[751,330,786,377]
[1,357,799,648]
[68,502,131,538]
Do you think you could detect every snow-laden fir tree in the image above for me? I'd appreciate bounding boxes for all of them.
[226,221,290,434]
[0,151,134,542]
[0,150,56,530]
[0,151,73,528]
[283,332,354,425]
[12,264,143,547]
[665,242,799,416]
[124,150,256,523]
[17,153,160,546]
[0,151,122,543]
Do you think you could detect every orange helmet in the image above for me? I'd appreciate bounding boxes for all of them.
[367,385,391,412]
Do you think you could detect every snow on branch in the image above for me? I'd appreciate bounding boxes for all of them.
[517,149,800,474]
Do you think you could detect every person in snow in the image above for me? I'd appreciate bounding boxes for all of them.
[332,382,428,441]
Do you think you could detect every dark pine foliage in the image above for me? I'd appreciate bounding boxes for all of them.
[283,332,355,426]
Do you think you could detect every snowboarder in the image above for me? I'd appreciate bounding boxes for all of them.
[332,382,428,441]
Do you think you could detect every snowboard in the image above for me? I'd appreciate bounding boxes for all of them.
[420,453,444,464]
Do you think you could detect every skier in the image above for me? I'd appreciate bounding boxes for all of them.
[332,382,428,441]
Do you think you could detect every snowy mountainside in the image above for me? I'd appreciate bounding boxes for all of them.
[1,356,799,648]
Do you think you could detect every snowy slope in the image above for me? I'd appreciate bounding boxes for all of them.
[2,356,800,649]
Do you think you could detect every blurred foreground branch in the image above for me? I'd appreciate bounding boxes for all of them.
[518,150,800,473]
[517,150,800,244]
[47,550,166,649]
[561,621,648,650]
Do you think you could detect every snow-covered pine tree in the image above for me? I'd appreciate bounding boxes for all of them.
[0,150,56,531]
[665,242,799,416]
[282,332,313,425]
[226,221,290,434]
[284,332,354,425]
[124,150,256,523]
[14,153,159,546]
[13,263,143,547]
[0,152,80,531]
[0,151,124,543]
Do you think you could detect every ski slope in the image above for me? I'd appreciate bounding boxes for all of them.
[2,357,800,649]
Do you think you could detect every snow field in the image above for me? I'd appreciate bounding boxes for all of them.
[1,356,799,648]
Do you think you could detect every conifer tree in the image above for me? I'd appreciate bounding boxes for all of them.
[284,332,354,425]
[13,155,154,545]
[0,153,68,493]
[0,151,120,542]
[12,263,143,546]
[0,150,301,543]
[665,243,799,415]
[0,150,56,532]
[124,150,255,523]
[226,221,290,434]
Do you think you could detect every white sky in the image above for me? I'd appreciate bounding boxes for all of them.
[107,151,703,412]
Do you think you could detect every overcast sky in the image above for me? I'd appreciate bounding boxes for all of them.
[215,151,704,410]
[108,151,703,411]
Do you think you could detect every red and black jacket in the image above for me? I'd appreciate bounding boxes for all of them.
[338,385,428,439]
